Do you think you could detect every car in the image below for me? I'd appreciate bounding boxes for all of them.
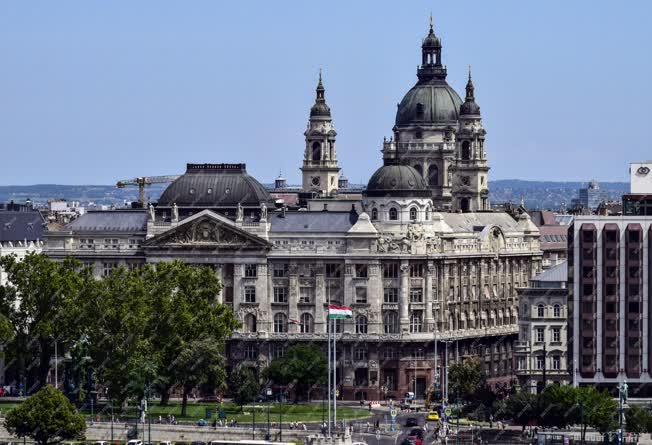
[426,411,440,422]
[126,441,143,445]
[406,436,422,445]
[404,417,419,427]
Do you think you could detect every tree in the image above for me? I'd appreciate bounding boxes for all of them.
[504,390,539,430]
[265,344,327,401]
[142,262,236,404]
[4,385,85,445]
[539,384,580,429]
[577,386,618,437]
[172,337,227,417]
[448,357,486,402]
[0,253,93,392]
[625,405,650,435]
[231,366,260,410]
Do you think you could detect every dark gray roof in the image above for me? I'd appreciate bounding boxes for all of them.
[365,162,430,198]
[395,81,462,127]
[270,211,358,233]
[158,163,273,208]
[64,211,147,232]
[0,211,45,242]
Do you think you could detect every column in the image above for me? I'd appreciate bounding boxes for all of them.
[288,262,299,333]
[400,260,410,332]
[425,261,435,332]
[369,262,382,335]
[215,264,224,304]
[233,263,243,310]
[315,262,326,333]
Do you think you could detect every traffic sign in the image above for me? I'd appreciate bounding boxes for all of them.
[390,409,398,418]
[445,408,452,416]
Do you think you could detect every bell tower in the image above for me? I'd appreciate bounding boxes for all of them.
[301,71,340,195]
[451,68,490,212]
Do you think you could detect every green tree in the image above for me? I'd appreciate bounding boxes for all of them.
[504,390,539,430]
[82,265,153,404]
[231,366,261,410]
[172,337,227,417]
[265,344,327,401]
[448,357,486,402]
[4,385,85,445]
[577,386,618,437]
[539,384,580,429]
[0,253,93,392]
[625,405,650,435]
[143,262,236,404]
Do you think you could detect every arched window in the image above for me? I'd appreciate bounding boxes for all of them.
[428,165,438,186]
[553,304,561,318]
[300,313,313,333]
[311,141,321,161]
[383,311,399,334]
[410,311,423,333]
[409,207,418,221]
[244,314,257,333]
[537,304,545,318]
[460,198,470,212]
[371,208,378,221]
[389,207,398,221]
[416,103,424,119]
[273,313,287,333]
[461,141,471,160]
[328,318,343,333]
[356,315,368,334]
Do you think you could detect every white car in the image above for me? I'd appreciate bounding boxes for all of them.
[126,441,143,445]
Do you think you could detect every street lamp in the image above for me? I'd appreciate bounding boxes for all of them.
[266,387,272,440]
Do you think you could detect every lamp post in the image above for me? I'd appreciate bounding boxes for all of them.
[266,387,272,441]
[279,387,284,441]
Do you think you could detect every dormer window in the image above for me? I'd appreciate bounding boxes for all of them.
[389,207,398,221]
[371,208,378,220]
[416,103,424,119]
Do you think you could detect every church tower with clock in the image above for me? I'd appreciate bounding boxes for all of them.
[301,72,340,195]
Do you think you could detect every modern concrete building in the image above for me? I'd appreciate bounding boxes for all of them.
[514,261,570,393]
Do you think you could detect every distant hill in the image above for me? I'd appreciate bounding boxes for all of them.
[0,179,629,211]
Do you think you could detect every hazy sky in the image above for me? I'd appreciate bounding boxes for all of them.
[1,1,650,185]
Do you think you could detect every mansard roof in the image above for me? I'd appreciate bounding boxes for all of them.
[63,210,147,233]
[269,211,358,233]
[0,210,45,241]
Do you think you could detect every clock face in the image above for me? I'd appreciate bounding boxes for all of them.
[312,176,321,186]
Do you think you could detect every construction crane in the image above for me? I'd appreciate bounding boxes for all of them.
[116,175,180,206]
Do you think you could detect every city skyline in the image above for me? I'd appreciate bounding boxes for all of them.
[1,1,651,185]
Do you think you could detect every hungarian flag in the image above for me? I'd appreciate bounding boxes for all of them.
[328,305,353,319]
[288,319,301,325]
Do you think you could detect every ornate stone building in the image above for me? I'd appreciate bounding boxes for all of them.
[44,22,543,400]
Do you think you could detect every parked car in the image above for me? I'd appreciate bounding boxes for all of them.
[126,441,143,445]
[404,417,419,427]
[426,411,440,422]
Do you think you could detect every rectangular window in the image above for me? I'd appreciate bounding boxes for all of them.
[244,286,256,303]
[384,287,399,303]
[326,263,342,278]
[80,239,95,249]
[552,327,561,343]
[382,263,399,279]
[354,348,368,361]
[244,264,257,278]
[536,355,544,370]
[273,264,289,278]
[273,287,288,303]
[552,355,561,370]
[536,327,545,343]
[223,286,233,303]
[299,287,313,304]
[102,262,117,277]
[355,264,368,278]
[128,239,140,249]
[409,263,424,278]
[409,288,423,303]
[244,344,258,360]
[355,287,367,304]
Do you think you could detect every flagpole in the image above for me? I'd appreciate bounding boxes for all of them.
[333,317,337,433]
[327,286,331,437]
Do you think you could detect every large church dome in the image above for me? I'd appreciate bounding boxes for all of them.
[395,81,462,127]
[365,160,431,198]
[158,163,273,208]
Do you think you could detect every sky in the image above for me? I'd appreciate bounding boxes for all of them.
[1,1,651,186]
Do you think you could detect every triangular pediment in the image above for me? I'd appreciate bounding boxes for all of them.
[144,210,271,250]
